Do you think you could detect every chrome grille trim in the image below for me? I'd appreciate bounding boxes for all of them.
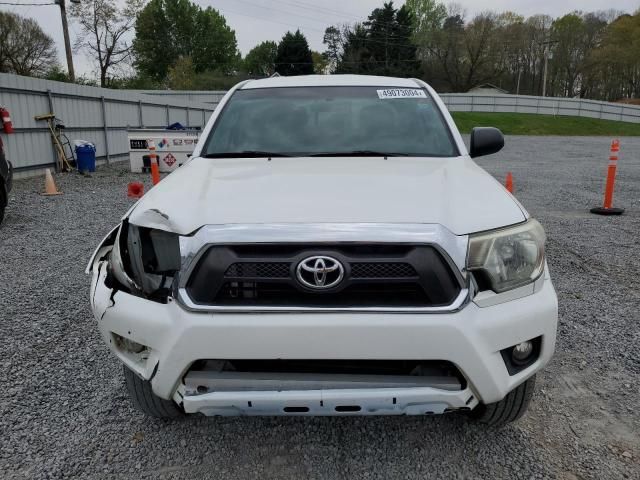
[175,223,470,313]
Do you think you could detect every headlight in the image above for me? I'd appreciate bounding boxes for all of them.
[108,221,181,300]
[467,219,546,293]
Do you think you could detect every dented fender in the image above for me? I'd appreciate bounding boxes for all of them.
[86,225,118,274]
[91,259,162,383]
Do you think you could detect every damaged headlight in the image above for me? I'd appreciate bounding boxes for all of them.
[467,219,546,293]
[108,221,181,301]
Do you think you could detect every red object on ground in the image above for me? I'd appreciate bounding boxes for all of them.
[591,139,625,215]
[151,161,160,185]
[505,172,514,193]
[0,107,14,134]
[127,182,144,199]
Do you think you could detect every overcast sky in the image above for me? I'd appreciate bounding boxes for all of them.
[1,0,638,78]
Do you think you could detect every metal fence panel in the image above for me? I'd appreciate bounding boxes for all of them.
[0,73,217,175]
[439,93,640,123]
[130,90,227,105]
[3,73,640,176]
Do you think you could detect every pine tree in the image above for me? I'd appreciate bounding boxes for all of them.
[275,30,314,76]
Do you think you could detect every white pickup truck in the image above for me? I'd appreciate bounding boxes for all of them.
[88,75,557,425]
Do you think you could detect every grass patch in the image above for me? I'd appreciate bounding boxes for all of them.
[451,112,640,136]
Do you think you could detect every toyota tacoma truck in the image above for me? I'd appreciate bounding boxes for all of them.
[87,75,558,425]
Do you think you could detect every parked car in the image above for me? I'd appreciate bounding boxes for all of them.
[0,135,13,225]
[87,75,558,425]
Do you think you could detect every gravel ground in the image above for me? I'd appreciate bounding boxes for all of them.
[1,136,639,479]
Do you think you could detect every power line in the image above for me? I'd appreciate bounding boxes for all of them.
[0,1,55,5]
[231,0,337,27]
[269,0,361,22]
[270,0,410,31]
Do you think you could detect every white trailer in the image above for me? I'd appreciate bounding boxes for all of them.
[128,129,200,173]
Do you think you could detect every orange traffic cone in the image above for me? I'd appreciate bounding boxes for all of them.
[591,139,625,215]
[151,162,160,185]
[41,168,62,196]
[505,172,514,194]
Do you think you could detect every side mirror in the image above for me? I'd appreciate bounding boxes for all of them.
[469,127,504,158]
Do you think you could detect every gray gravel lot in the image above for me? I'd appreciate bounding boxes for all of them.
[1,136,639,479]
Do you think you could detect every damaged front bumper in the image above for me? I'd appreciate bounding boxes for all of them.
[182,387,474,416]
[88,227,558,416]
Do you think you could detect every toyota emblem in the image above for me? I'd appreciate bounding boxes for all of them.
[296,256,344,290]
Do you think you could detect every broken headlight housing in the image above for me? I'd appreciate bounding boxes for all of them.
[467,219,546,293]
[108,221,181,301]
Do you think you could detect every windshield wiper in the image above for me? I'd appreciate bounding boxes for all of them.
[308,150,409,157]
[203,151,292,158]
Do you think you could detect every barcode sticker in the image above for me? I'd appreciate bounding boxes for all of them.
[377,89,427,99]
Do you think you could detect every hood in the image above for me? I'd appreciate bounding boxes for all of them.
[128,156,526,236]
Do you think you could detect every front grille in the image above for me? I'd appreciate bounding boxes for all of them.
[215,281,429,307]
[225,262,290,278]
[350,262,417,278]
[186,244,462,308]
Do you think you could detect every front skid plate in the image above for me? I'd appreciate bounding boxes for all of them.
[182,387,478,416]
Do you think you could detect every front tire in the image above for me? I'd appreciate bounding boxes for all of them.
[0,188,6,226]
[123,366,184,418]
[471,375,536,426]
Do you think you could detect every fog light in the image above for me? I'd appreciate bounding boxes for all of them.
[113,333,146,354]
[512,341,533,363]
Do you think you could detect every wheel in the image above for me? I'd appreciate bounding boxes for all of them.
[471,375,536,426]
[0,188,6,226]
[123,366,184,418]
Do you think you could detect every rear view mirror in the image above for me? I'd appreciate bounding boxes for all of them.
[469,127,504,158]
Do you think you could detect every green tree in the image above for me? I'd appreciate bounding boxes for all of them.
[322,25,343,72]
[244,41,278,76]
[275,30,313,76]
[167,56,196,89]
[312,51,328,74]
[405,0,447,61]
[549,14,588,97]
[133,0,238,81]
[335,24,370,74]
[332,2,419,77]
[0,11,58,77]
[71,0,144,87]
[589,12,640,99]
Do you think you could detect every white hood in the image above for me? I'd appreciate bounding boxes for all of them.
[128,156,526,236]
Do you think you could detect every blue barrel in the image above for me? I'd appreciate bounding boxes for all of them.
[75,144,96,172]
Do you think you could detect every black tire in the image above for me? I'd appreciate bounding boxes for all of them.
[0,188,6,226]
[123,366,184,418]
[471,375,536,426]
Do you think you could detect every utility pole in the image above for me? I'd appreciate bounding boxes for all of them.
[539,38,557,97]
[55,0,79,82]
[542,47,549,97]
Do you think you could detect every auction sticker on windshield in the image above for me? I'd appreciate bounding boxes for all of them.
[377,89,427,99]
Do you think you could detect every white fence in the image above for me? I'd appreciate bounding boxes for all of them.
[0,73,216,176]
[127,91,640,124]
[129,90,227,106]
[3,73,639,177]
[439,93,640,124]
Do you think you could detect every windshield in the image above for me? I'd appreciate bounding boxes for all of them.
[202,86,458,158]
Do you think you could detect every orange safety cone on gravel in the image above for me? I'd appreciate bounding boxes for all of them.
[591,139,624,215]
[127,182,144,199]
[505,172,514,194]
[41,168,62,196]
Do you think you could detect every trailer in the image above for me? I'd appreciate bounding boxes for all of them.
[128,128,200,173]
